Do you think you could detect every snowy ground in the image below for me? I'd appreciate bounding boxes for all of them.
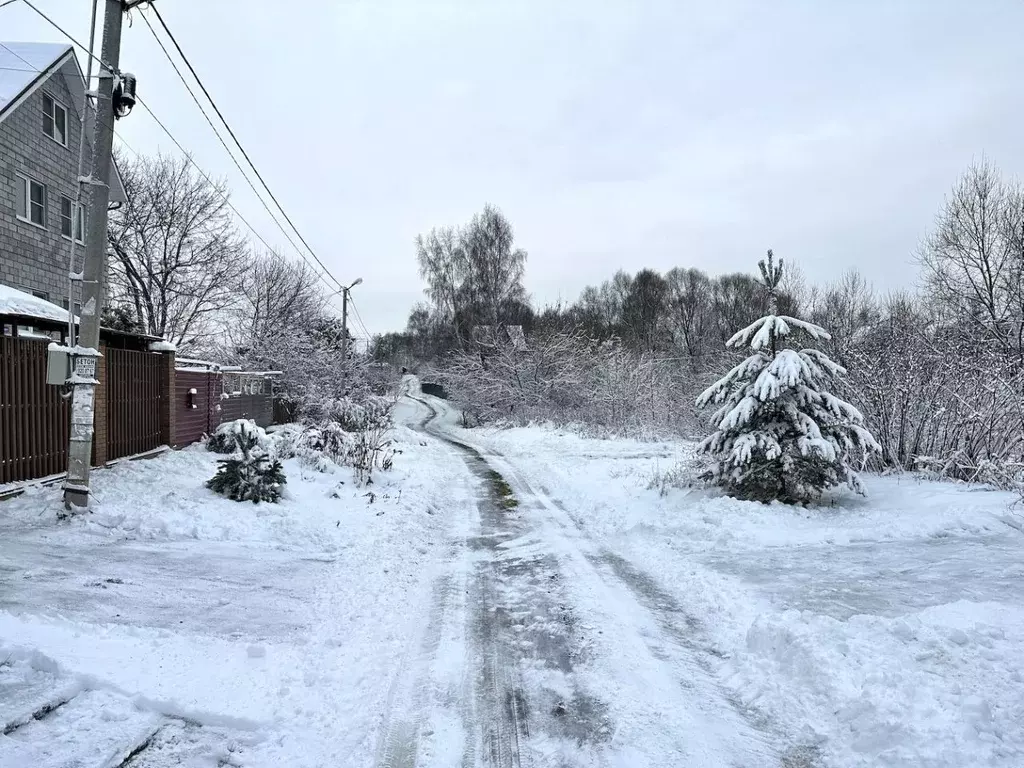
[0,409,475,767]
[449,418,1024,768]
[2,386,1022,767]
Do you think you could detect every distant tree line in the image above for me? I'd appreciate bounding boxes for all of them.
[381,162,1024,486]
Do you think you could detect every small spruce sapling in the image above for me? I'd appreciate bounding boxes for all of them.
[206,425,286,503]
[695,250,880,504]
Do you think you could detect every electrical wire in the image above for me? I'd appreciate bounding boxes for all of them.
[135,11,325,288]
[16,1,355,315]
[0,41,37,69]
[19,0,115,75]
[348,295,374,339]
[133,97,292,260]
[8,2,337,295]
[146,4,342,290]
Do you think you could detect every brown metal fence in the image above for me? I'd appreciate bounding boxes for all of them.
[105,347,164,461]
[0,337,70,485]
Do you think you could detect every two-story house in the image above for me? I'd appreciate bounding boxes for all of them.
[0,41,126,318]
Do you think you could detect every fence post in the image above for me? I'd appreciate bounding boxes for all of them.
[161,351,176,448]
[92,344,108,467]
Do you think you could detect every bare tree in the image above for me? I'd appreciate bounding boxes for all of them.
[229,249,326,358]
[917,159,1024,354]
[666,267,714,360]
[621,269,668,352]
[415,204,528,346]
[460,204,528,329]
[107,152,248,349]
[415,226,462,328]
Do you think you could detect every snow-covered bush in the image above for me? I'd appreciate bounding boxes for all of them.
[294,417,395,485]
[207,419,268,454]
[696,252,880,504]
[439,331,701,437]
[206,424,286,503]
[298,422,354,468]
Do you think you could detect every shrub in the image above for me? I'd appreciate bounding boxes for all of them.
[206,425,286,503]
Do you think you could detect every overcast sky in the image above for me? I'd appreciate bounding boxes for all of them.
[5,0,1024,338]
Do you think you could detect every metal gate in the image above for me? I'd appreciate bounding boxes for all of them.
[106,347,164,461]
[0,336,70,485]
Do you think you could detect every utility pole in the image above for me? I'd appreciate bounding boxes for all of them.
[64,0,139,510]
[339,277,362,364]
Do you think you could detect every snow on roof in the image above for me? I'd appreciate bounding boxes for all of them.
[0,283,72,324]
[0,42,72,112]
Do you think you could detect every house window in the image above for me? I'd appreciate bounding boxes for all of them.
[61,297,82,316]
[15,174,47,227]
[60,196,85,243]
[42,93,68,146]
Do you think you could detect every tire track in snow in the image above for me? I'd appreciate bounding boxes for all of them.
[423,397,822,768]
[410,394,614,767]
[375,573,456,768]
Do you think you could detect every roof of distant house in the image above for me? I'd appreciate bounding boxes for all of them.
[0,41,126,203]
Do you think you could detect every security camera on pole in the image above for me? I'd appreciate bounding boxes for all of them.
[64,0,145,511]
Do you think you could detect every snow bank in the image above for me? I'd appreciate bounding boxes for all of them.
[736,600,1024,766]
[0,420,455,551]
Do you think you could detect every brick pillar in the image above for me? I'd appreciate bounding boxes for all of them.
[92,344,108,467]
[161,352,176,448]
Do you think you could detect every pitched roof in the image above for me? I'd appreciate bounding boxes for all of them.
[0,42,73,112]
[0,41,126,204]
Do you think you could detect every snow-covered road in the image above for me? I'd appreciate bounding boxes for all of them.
[390,393,805,767]
[2,387,1021,767]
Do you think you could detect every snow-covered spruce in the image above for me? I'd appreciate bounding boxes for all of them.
[696,251,880,503]
[206,418,268,454]
[206,423,286,503]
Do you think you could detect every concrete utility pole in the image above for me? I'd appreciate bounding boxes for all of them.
[64,0,131,510]
[340,277,362,364]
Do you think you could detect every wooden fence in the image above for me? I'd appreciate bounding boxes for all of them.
[0,336,70,485]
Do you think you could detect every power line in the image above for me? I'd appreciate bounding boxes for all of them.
[135,10,327,289]
[133,96,288,259]
[19,0,114,75]
[146,4,342,290]
[348,295,374,339]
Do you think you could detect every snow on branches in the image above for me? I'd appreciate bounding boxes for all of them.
[696,250,880,504]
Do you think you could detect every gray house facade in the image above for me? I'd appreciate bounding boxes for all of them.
[0,41,126,316]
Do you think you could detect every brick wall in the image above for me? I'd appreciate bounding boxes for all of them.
[0,58,92,306]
